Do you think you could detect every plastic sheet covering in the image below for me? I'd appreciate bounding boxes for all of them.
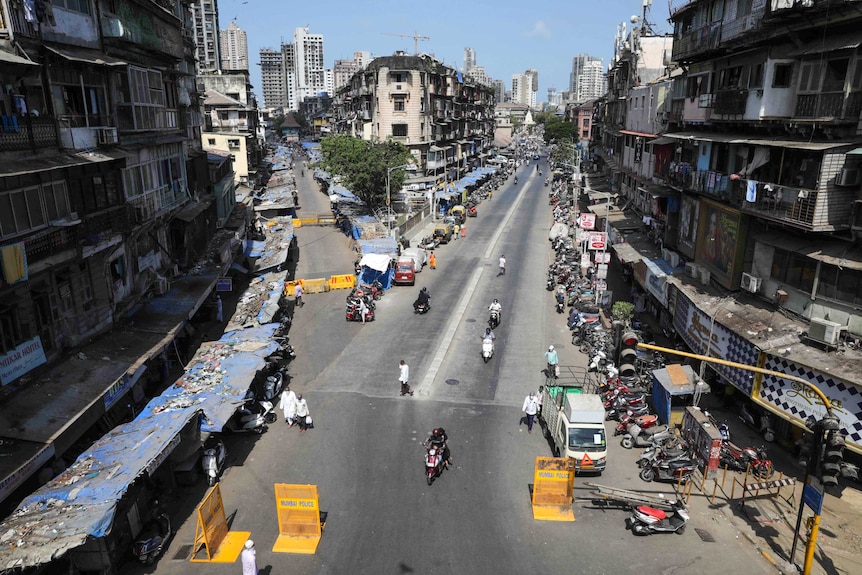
[357,238,398,259]
[243,239,266,258]
[137,323,279,433]
[549,222,569,241]
[358,253,391,273]
[0,408,200,570]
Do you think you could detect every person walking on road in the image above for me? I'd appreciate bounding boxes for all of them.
[295,394,310,432]
[215,295,223,322]
[241,540,257,575]
[545,345,559,379]
[498,254,506,276]
[399,360,414,396]
[279,386,297,427]
[522,392,539,433]
[429,251,437,270]
[536,385,545,417]
[359,298,368,324]
[294,282,304,307]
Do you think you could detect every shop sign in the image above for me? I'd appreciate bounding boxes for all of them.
[594,252,611,264]
[643,259,668,307]
[588,232,606,250]
[758,355,862,452]
[579,213,596,230]
[596,264,608,279]
[0,443,55,503]
[672,292,758,394]
[0,336,47,386]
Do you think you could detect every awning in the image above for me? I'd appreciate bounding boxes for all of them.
[620,129,658,138]
[638,186,677,198]
[660,132,856,151]
[359,253,391,273]
[44,45,128,67]
[172,200,211,222]
[612,242,643,264]
[755,233,862,271]
[848,148,862,155]
[789,33,862,57]
[648,136,676,146]
[0,150,125,177]
[0,49,39,69]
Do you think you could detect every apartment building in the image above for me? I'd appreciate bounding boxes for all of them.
[595,0,862,455]
[220,21,249,71]
[190,0,222,74]
[330,52,496,180]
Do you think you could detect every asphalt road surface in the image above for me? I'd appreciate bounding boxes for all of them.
[144,159,774,575]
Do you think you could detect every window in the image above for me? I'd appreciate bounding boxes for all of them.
[207,138,216,145]
[817,263,862,306]
[394,97,405,112]
[118,66,167,131]
[749,63,764,88]
[53,0,90,14]
[770,248,816,293]
[228,139,241,149]
[392,124,408,137]
[0,305,24,354]
[582,118,589,127]
[823,58,849,92]
[0,181,72,238]
[773,63,793,88]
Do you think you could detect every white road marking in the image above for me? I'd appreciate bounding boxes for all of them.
[416,265,483,395]
[483,172,533,259]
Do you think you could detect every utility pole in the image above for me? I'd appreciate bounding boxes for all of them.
[381,31,431,55]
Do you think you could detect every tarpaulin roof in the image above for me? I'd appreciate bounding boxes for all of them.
[359,253,392,272]
[244,239,266,258]
[0,408,201,570]
[357,237,399,258]
[137,323,279,433]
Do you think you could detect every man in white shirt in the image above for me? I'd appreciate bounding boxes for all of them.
[399,359,413,396]
[522,392,539,433]
[498,254,506,276]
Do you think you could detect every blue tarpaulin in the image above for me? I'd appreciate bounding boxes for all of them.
[243,239,266,258]
[357,237,398,257]
[0,407,201,568]
[139,323,280,433]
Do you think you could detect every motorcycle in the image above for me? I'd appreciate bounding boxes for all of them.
[414,300,431,314]
[639,456,698,483]
[620,422,675,449]
[739,402,776,442]
[637,443,690,469]
[720,443,774,478]
[514,176,518,184]
[614,412,658,435]
[425,446,445,485]
[346,300,375,322]
[225,400,269,434]
[202,436,227,486]
[481,338,494,363]
[489,309,500,328]
[259,368,286,402]
[132,510,172,564]
[628,502,689,535]
[555,289,565,314]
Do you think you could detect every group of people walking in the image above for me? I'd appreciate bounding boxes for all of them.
[278,386,312,431]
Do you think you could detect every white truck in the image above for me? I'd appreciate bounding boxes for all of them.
[540,388,607,474]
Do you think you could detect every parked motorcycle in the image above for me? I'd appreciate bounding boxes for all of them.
[224,400,269,434]
[132,510,172,564]
[740,402,776,442]
[639,456,698,483]
[720,443,774,478]
[637,443,690,469]
[346,300,375,322]
[258,368,286,402]
[620,422,674,449]
[628,502,689,535]
[481,338,494,363]
[202,436,227,486]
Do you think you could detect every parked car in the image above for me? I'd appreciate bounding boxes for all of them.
[394,258,416,285]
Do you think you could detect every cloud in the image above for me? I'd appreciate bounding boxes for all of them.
[525,20,552,40]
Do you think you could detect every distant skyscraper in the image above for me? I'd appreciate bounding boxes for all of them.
[464,47,476,72]
[191,1,222,74]
[258,27,326,111]
[220,22,249,70]
[466,66,491,87]
[569,54,605,102]
[511,72,537,108]
[525,69,539,93]
[333,52,371,92]
[292,27,326,108]
[491,79,507,103]
[260,47,287,109]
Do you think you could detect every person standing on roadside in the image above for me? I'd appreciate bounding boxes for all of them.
[241,540,257,575]
[536,385,545,417]
[522,392,539,433]
[215,295,223,322]
[399,359,413,396]
[294,282,304,307]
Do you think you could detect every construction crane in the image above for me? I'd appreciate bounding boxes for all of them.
[381,31,430,55]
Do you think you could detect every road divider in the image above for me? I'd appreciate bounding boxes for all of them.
[285,279,330,296]
[272,483,325,554]
[293,215,337,227]
[328,274,356,290]
[531,457,576,521]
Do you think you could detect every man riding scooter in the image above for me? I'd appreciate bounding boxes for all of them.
[413,287,431,312]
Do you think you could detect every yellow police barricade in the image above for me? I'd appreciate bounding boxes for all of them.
[272,483,325,554]
[190,484,251,562]
[531,457,576,521]
[302,278,329,293]
[328,274,356,290]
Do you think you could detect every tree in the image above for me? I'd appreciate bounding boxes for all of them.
[611,301,635,325]
[318,135,413,208]
[542,115,577,144]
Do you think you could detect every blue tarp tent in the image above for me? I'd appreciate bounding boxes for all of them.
[357,238,398,289]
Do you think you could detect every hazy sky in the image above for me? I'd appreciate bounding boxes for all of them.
[222,0,670,103]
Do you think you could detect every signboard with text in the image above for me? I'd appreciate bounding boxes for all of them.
[0,336,47,386]
[594,252,611,264]
[588,232,606,250]
[579,213,596,230]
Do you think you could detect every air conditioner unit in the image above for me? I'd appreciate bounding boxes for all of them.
[741,272,761,293]
[699,267,711,286]
[96,127,117,145]
[155,277,170,295]
[668,252,681,269]
[808,317,843,346]
[685,262,699,278]
[743,15,757,31]
[661,248,671,262]
[835,167,861,187]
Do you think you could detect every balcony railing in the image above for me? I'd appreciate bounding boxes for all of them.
[794,91,862,120]
[742,189,818,228]
[7,0,38,38]
[713,89,748,116]
[25,226,79,265]
[79,205,136,242]
[0,115,58,152]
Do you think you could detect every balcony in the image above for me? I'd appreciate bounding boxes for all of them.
[0,115,58,152]
[713,89,748,117]
[742,189,819,230]
[117,106,179,133]
[794,91,862,121]
[672,22,721,62]
[25,226,79,265]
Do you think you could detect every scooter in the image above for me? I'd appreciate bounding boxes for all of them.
[202,436,227,486]
[132,511,172,564]
[639,456,698,483]
[414,300,431,314]
[425,446,445,485]
[225,400,269,434]
[259,369,286,402]
[740,402,776,442]
[620,423,674,449]
[489,309,500,328]
[481,338,494,363]
[628,502,689,535]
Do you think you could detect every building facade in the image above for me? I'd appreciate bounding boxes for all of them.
[512,72,537,108]
[464,47,476,72]
[570,53,606,102]
[258,27,327,112]
[191,0,222,74]
[220,21,249,71]
[259,47,288,109]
